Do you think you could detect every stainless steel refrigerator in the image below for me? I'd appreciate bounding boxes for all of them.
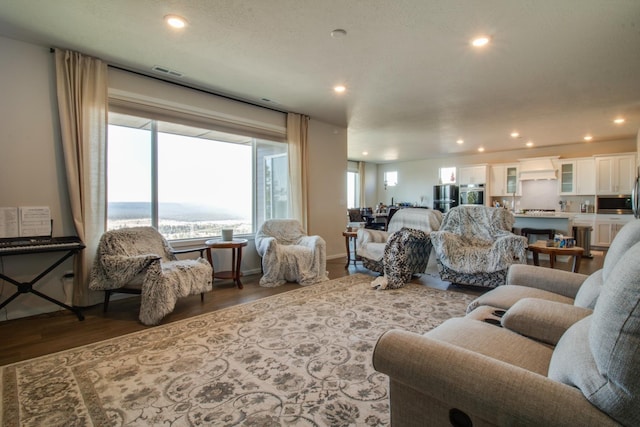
[433,184,459,213]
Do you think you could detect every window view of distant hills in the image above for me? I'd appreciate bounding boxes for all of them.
[107,202,251,240]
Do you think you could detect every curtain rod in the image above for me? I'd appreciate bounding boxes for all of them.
[50,47,289,115]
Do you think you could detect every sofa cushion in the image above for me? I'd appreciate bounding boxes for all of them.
[573,269,603,309]
[466,285,574,314]
[602,219,640,280]
[501,298,592,346]
[426,317,553,375]
[548,317,599,392]
[549,240,640,426]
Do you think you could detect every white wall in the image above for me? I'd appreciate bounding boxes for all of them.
[0,35,349,320]
[376,138,637,208]
[0,37,76,320]
[362,162,379,208]
[307,120,348,259]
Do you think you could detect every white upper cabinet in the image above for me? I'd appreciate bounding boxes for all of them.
[595,154,636,194]
[458,165,488,186]
[558,158,596,195]
[490,164,520,196]
[576,158,596,195]
[490,165,505,196]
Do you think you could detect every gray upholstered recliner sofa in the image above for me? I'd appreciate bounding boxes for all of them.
[466,218,640,315]
[373,220,640,426]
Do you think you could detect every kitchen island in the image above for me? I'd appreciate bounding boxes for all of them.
[513,212,575,236]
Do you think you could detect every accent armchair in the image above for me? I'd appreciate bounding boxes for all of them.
[430,205,527,288]
[357,208,443,274]
[255,219,329,287]
[89,226,212,326]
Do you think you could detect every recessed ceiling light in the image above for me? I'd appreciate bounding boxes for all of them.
[362,151,368,156]
[165,14,187,29]
[526,141,534,147]
[613,117,625,124]
[584,135,593,141]
[510,131,520,138]
[456,139,464,144]
[478,147,485,152]
[334,85,346,93]
[471,36,490,47]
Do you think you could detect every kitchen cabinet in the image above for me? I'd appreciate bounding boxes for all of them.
[490,164,520,196]
[593,215,634,247]
[595,154,635,195]
[458,165,487,185]
[558,158,596,195]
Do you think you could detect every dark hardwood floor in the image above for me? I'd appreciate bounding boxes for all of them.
[0,252,604,366]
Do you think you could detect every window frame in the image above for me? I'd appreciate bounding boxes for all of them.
[106,110,288,242]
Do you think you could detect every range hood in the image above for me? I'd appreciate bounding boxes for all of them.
[518,157,558,180]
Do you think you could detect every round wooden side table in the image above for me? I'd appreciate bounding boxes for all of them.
[528,240,584,273]
[205,238,248,289]
[342,230,360,268]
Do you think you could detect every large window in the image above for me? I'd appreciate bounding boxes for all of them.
[439,167,457,184]
[347,161,360,209]
[347,172,359,209]
[107,112,288,240]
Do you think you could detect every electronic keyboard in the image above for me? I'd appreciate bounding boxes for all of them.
[0,236,85,255]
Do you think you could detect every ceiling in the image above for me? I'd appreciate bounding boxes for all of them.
[1,0,639,163]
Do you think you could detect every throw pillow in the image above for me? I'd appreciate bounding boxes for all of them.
[573,269,603,309]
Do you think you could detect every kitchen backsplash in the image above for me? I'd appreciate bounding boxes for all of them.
[495,180,596,212]
[519,180,559,210]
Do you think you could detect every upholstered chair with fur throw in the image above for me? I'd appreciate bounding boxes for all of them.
[430,205,527,288]
[89,226,212,325]
[255,219,329,287]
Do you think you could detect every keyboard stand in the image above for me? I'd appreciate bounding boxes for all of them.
[0,237,86,321]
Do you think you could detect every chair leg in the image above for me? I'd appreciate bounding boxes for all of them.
[200,292,204,302]
[103,290,111,312]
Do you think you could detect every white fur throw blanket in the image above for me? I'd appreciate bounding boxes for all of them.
[255,219,329,287]
[89,227,212,325]
[431,206,527,274]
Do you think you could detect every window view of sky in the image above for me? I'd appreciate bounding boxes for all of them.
[107,123,255,239]
[108,125,252,216]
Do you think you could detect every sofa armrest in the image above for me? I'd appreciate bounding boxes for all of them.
[255,236,276,257]
[507,264,588,299]
[373,330,616,426]
[91,254,161,290]
[357,227,389,243]
[356,227,389,247]
[101,253,161,273]
[502,298,593,346]
[171,247,207,257]
[297,234,324,250]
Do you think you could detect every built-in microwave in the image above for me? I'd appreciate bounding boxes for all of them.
[597,195,632,214]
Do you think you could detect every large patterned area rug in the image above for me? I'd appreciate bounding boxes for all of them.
[1,273,474,427]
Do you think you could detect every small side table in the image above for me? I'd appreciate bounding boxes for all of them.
[342,230,360,268]
[528,240,584,273]
[205,238,248,289]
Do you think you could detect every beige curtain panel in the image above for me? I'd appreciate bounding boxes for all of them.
[287,113,310,231]
[54,49,108,307]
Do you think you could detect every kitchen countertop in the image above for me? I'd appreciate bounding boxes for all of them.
[513,212,576,218]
